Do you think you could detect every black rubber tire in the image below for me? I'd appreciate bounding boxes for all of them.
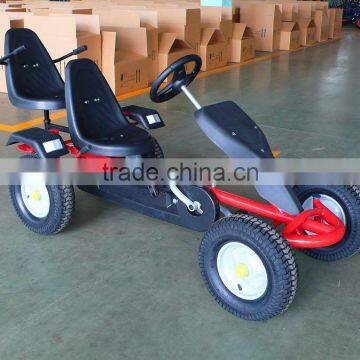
[9,155,75,235]
[293,185,360,261]
[153,138,164,158]
[199,214,298,321]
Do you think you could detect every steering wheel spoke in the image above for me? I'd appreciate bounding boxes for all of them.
[158,82,174,96]
[150,55,202,103]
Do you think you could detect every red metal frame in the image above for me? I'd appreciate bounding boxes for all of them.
[17,128,346,250]
[209,187,345,249]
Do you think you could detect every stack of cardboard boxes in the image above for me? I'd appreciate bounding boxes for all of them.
[0,0,344,95]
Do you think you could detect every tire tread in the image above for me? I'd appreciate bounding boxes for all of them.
[199,214,298,321]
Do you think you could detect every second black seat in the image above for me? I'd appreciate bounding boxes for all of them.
[65,59,155,157]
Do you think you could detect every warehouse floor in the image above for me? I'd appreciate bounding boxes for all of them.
[0,28,360,360]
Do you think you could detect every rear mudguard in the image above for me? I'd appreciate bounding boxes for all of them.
[7,127,68,158]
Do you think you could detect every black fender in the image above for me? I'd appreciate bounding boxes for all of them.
[7,127,68,158]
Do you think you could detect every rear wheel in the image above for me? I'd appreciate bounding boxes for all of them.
[199,214,298,321]
[9,155,75,235]
[152,138,164,158]
[294,185,360,261]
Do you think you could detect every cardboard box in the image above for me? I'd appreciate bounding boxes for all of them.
[314,9,328,42]
[328,8,343,39]
[230,23,255,63]
[24,14,102,78]
[50,8,93,15]
[102,31,148,96]
[239,3,282,52]
[199,28,228,71]
[281,3,298,22]
[200,5,233,23]
[298,2,315,20]
[315,2,328,11]
[298,18,316,46]
[158,32,193,76]
[279,21,300,50]
[152,7,201,53]
[200,6,233,58]
[333,8,343,39]
[94,9,158,82]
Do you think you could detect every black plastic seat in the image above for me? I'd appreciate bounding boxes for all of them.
[5,28,65,110]
[65,58,154,157]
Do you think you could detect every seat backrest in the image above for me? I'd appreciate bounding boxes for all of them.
[65,58,129,144]
[5,28,64,107]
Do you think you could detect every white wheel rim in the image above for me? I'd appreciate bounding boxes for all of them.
[217,242,268,301]
[20,176,50,219]
[302,194,346,226]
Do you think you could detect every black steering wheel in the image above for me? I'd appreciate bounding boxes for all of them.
[150,54,202,103]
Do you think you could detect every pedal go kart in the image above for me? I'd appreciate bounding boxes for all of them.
[4,28,360,321]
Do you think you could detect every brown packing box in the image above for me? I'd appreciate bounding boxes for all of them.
[102,31,148,96]
[297,2,315,20]
[314,9,328,42]
[50,8,93,15]
[328,8,343,39]
[327,8,335,39]
[298,18,316,46]
[200,7,233,58]
[199,28,228,71]
[281,3,298,22]
[0,7,25,13]
[151,7,200,53]
[24,14,102,78]
[0,13,24,92]
[333,8,343,39]
[315,1,329,11]
[94,9,158,82]
[279,21,300,50]
[158,32,193,76]
[200,6,233,23]
[230,23,255,63]
[239,3,282,52]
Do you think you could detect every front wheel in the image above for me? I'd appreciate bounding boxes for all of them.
[294,185,360,261]
[199,214,298,321]
[9,157,75,235]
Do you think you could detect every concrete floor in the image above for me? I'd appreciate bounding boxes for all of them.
[1,28,360,359]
